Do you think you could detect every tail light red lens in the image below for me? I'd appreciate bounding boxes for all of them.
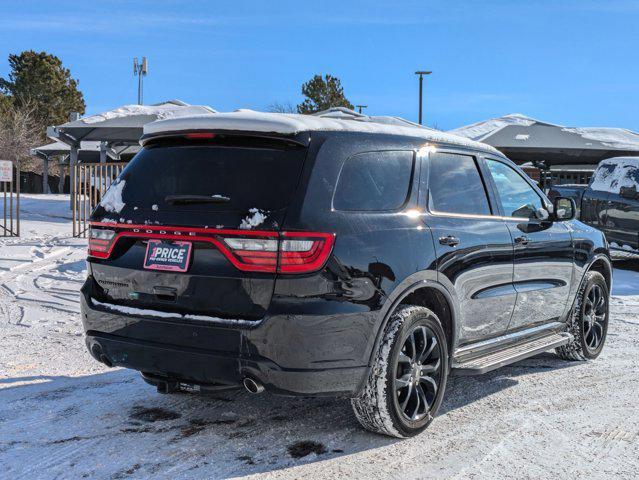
[87,222,334,274]
[88,227,116,258]
[220,231,334,273]
[277,232,335,273]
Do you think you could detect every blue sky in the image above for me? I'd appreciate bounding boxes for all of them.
[1,0,638,131]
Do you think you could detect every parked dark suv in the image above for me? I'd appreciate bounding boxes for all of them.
[82,111,611,438]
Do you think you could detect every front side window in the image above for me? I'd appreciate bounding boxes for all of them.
[428,153,491,215]
[485,159,543,219]
[333,151,414,211]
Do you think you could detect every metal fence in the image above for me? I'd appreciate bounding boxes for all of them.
[541,169,593,187]
[73,162,125,237]
[1,160,20,237]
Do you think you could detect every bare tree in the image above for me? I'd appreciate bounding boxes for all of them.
[266,101,296,114]
[0,98,42,173]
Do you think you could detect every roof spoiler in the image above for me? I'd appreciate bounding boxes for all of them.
[139,129,311,148]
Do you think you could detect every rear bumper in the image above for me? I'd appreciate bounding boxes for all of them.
[81,282,370,396]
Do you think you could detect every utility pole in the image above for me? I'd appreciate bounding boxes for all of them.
[414,70,432,125]
[133,57,148,105]
[356,105,368,114]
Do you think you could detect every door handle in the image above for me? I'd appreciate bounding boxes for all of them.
[514,235,530,245]
[439,235,460,247]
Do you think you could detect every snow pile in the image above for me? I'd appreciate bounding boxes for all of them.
[81,101,216,125]
[589,157,639,194]
[562,127,639,150]
[144,109,500,154]
[449,113,537,141]
[240,208,267,229]
[99,180,126,213]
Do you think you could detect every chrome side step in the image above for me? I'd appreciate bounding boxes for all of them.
[452,332,572,375]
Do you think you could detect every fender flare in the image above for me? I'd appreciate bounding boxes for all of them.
[366,277,459,370]
[566,253,613,317]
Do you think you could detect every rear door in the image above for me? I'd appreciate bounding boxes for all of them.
[88,135,308,320]
[607,193,639,249]
[580,187,610,231]
[426,151,515,345]
[483,158,573,330]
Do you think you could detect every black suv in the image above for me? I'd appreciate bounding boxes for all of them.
[82,111,611,438]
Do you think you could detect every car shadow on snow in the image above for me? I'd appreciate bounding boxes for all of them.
[442,352,581,414]
[0,354,582,478]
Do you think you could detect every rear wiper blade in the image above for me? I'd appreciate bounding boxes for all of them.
[164,194,230,205]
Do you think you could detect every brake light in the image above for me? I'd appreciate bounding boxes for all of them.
[88,227,116,258]
[185,132,215,139]
[87,222,335,274]
[278,232,335,273]
[220,231,334,274]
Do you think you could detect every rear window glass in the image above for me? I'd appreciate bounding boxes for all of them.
[333,151,414,211]
[105,143,306,213]
[428,153,491,215]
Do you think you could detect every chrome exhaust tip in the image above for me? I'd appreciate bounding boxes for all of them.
[243,377,265,394]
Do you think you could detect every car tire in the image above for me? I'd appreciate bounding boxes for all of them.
[556,271,609,361]
[351,305,448,438]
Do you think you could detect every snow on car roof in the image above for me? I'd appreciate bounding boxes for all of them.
[143,109,500,154]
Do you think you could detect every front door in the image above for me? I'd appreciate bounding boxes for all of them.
[484,158,574,330]
[425,152,515,345]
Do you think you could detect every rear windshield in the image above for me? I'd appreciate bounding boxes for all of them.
[107,142,307,213]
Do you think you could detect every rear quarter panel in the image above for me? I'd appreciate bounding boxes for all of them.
[259,132,439,370]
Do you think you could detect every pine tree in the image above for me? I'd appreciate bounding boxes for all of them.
[0,50,86,127]
[297,74,353,114]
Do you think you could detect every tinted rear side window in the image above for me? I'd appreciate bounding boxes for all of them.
[428,153,491,215]
[108,143,306,213]
[333,151,414,211]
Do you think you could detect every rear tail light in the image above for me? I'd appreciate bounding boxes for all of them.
[221,237,279,271]
[278,232,334,273]
[88,227,116,258]
[87,222,334,274]
[220,232,334,274]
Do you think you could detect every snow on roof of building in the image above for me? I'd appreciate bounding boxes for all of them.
[80,100,217,125]
[560,127,639,151]
[449,113,556,142]
[144,108,499,153]
[451,113,639,152]
[32,140,102,153]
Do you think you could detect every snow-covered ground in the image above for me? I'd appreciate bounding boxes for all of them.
[1,195,638,479]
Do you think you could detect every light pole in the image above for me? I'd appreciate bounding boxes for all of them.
[415,70,432,125]
[133,57,148,105]
[356,105,368,114]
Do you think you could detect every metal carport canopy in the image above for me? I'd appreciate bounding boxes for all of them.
[31,141,139,162]
[450,114,639,166]
[47,100,216,145]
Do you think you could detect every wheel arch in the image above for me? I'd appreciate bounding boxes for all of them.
[368,279,459,370]
[587,255,612,293]
[564,253,613,321]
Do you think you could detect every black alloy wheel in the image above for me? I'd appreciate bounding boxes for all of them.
[393,325,442,422]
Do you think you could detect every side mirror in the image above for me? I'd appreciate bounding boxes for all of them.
[534,207,549,221]
[553,196,576,221]
[620,185,639,200]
